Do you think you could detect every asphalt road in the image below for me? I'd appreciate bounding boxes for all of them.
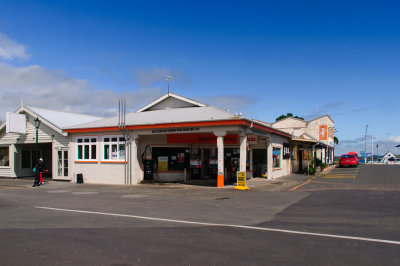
[0,165,399,265]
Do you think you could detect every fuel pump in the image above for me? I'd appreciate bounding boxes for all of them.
[230,157,239,181]
[142,145,154,181]
[143,159,154,180]
[209,158,218,179]
[190,158,202,179]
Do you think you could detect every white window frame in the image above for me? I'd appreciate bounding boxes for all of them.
[102,135,126,161]
[76,136,98,161]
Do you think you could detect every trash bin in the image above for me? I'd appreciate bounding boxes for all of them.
[76,173,83,184]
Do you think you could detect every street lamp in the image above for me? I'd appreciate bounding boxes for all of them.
[364,125,368,164]
[34,117,41,161]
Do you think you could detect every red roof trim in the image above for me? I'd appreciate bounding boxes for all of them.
[64,119,292,138]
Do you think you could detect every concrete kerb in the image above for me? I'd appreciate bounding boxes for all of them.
[0,173,312,192]
[316,164,337,176]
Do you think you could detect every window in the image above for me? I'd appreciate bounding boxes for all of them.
[58,150,69,177]
[273,147,281,168]
[22,150,31,168]
[76,137,97,160]
[21,150,39,168]
[0,147,9,167]
[152,147,189,171]
[103,136,125,161]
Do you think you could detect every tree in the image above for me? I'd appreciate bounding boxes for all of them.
[275,113,304,122]
[334,136,339,145]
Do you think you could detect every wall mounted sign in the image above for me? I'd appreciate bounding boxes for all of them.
[167,134,238,145]
[283,143,291,159]
[319,125,328,140]
[158,156,168,171]
[247,134,258,144]
[152,127,200,134]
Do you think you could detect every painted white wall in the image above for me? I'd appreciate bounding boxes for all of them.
[306,116,334,146]
[269,134,291,179]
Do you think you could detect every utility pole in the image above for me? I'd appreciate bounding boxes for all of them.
[377,143,379,162]
[364,125,368,164]
[371,129,374,163]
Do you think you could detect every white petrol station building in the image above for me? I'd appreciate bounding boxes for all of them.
[0,92,336,187]
[65,93,293,186]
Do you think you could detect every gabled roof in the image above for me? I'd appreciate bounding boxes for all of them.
[272,116,307,126]
[307,114,334,124]
[252,119,271,127]
[0,105,103,136]
[66,108,293,139]
[66,105,235,129]
[136,92,207,112]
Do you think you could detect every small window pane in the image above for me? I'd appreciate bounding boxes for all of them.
[119,144,125,160]
[84,145,90,159]
[64,151,68,176]
[104,145,110,159]
[112,137,118,142]
[77,139,83,143]
[91,138,96,142]
[104,138,110,142]
[111,144,118,159]
[91,145,96,159]
[119,137,125,142]
[78,145,83,160]
[58,151,62,176]
[84,138,90,143]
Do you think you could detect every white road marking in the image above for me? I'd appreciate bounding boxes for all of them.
[35,206,400,246]
[121,194,148,199]
[71,192,98,195]
[47,190,71,193]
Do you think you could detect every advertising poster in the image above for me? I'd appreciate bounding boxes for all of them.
[158,156,168,171]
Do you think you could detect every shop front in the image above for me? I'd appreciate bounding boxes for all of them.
[138,133,249,184]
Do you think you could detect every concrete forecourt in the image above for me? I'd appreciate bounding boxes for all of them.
[0,165,399,265]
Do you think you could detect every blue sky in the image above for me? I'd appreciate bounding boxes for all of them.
[0,0,399,155]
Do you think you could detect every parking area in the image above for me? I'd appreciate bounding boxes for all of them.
[1,165,399,265]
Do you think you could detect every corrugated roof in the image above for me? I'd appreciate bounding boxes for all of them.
[25,106,103,129]
[66,106,235,129]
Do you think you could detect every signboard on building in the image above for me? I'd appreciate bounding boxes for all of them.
[247,135,258,144]
[235,171,249,190]
[319,125,328,140]
[6,113,26,134]
[283,143,291,159]
[167,134,238,144]
[158,156,168,171]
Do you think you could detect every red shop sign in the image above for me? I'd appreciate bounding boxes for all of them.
[167,134,238,144]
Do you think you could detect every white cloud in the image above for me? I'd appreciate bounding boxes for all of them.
[382,136,400,143]
[0,33,29,60]
[197,95,254,114]
[336,135,400,156]
[0,63,163,121]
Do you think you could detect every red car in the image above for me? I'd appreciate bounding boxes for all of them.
[339,154,358,168]
[347,151,359,163]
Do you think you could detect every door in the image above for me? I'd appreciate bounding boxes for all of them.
[252,149,268,177]
[57,150,69,178]
[298,150,303,173]
[202,148,211,178]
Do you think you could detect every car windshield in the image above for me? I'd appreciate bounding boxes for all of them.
[341,155,355,159]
